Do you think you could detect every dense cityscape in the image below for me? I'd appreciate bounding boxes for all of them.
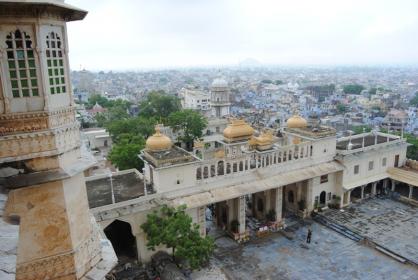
[1,1,418,280]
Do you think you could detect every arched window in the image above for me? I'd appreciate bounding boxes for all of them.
[196,167,202,180]
[203,166,209,179]
[217,161,224,175]
[46,32,66,95]
[6,30,39,98]
[210,165,215,177]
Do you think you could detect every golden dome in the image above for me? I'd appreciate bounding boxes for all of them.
[223,119,254,140]
[255,131,273,145]
[145,125,172,151]
[287,115,308,129]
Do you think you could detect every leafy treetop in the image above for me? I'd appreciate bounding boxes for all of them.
[139,91,181,121]
[343,84,365,95]
[141,205,214,270]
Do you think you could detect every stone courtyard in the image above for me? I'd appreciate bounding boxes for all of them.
[320,197,418,265]
[207,220,418,280]
[198,197,418,280]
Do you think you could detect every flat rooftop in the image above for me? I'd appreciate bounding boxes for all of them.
[86,170,144,208]
[287,125,336,139]
[143,146,197,168]
[337,134,398,150]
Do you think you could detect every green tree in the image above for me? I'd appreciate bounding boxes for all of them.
[94,103,130,128]
[108,134,145,170]
[336,103,347,113]
[106,116,156,143]
[87,94,110,109]
[410,92,418,107]
[352,125,372,135]
[404,133,418,160]
[139,91,181,120]
[343,84,365,95]
[168,109,207,150]
[94,112,108,127]
[141,205,214,269]
[369,87,377,95]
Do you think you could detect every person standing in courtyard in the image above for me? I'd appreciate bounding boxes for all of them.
[306,227,312,244]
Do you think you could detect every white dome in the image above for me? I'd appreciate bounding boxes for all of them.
[212,78,228,88]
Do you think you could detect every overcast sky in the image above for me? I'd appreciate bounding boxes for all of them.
[66,0,418,70]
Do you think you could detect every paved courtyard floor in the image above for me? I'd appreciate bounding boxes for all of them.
[321,197,418,265]
[210,222,418,280]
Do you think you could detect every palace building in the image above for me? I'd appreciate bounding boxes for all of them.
[87,82,417,262]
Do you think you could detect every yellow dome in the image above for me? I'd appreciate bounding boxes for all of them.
[255,131,273,145]
[223,119,254,140]
[287,115,308,128]
[146,126,172,151]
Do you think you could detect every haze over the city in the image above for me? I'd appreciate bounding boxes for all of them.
[66,0,418,70]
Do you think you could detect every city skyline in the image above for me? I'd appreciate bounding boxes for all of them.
[66,0,418,70]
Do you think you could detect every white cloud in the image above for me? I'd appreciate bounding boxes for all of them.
[66,0,418,70]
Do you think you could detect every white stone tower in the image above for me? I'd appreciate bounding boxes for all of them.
[0,1,115,279]
[210,77,231,118]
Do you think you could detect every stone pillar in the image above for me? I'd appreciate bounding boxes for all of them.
[372,182,377,197]
[409,185,413,199]
[198,206,206,237]
[275,187,283,223]
[227,199,234,231]
[135,231,152,263]
[264,190,272,214]
[237,196,246,234]
[305,179,314,212]
[383,179,388,193]
[5,173,102,280]
[296,182,302,203]
[391,179,396,192]
[347,190,351,205]
[361,185,365,199]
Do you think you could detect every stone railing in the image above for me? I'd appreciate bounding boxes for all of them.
[195,142,313,181]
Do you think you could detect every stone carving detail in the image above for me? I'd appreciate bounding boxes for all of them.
[0,124,80,160]
[16,227,101,280]
[16,252,76,280]
[0,108,76,136]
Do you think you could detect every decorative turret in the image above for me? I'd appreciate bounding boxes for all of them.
[223,119,254,142]
[287,115,308,129]
[145,125,172,151]
[210,76,231,118]
[249,130,274,151]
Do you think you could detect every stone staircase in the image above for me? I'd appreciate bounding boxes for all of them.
[313,214,363,242]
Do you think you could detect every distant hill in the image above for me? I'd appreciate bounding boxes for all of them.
[238,58,263,68]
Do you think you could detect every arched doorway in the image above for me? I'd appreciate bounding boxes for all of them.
[104,220,137,260]
[376,180,384,195]
[319,191,326,205]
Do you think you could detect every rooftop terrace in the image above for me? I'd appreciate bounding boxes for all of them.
[336,132,401,153]
[142,145,198,168]
[286,125,336,139]
[86,169,144,209]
